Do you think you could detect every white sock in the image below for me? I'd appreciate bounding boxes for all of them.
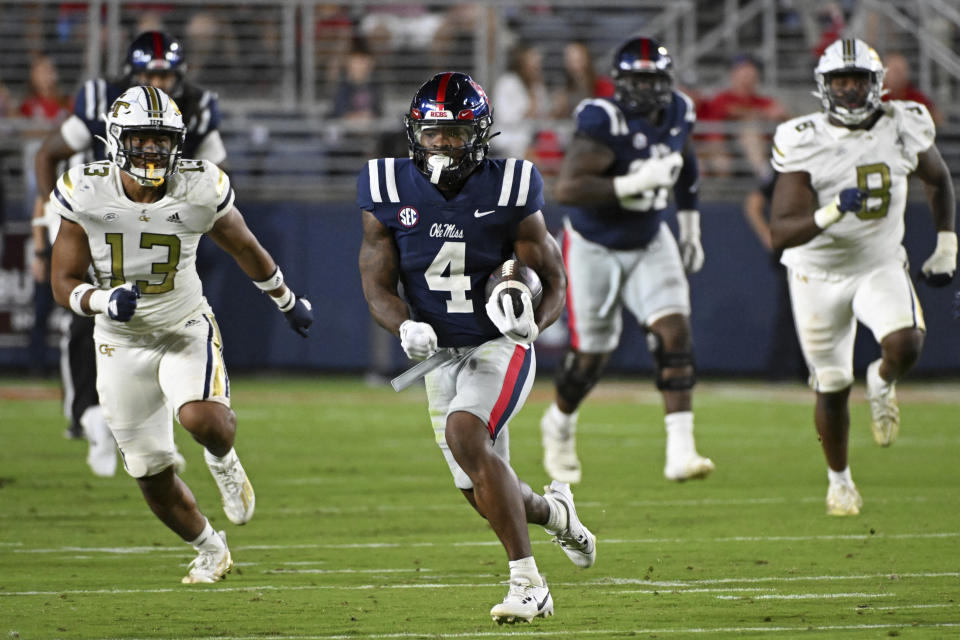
[868,359,893,392]
[828,467,854,487]
[546,403,577,436]
[665,411,695,460]
[204,447,235,465]
[508,556,543,587]
[187,519,221,552]
[543,494,568,534]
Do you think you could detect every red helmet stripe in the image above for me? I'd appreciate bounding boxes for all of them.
[641,38,650,60]
[152,32,164,61]
[435,72,452,105]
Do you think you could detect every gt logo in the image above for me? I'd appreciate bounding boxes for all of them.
[98,344,115,357]
[110,101,131,117]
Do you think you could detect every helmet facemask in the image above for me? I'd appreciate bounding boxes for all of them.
[406,120,491,188]
[111,125,183,187]
[614,70,673,116]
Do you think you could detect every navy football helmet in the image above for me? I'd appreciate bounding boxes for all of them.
[124,31,186,93]
[612,36,674,116]
[405,72,495,189]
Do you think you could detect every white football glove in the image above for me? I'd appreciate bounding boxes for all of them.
[486,290,539,345]
[612,152,683,199]
[399,320,438,360]
[920,231,958,287]
[677,209,705,274]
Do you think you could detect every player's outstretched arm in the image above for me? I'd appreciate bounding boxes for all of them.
[50,218,141,321]
[512,211,566,335]
[553,134,617,206]
[914,144,957,286]
[768,170,864,250]
[208,206,313,336]
[359,210,411,335]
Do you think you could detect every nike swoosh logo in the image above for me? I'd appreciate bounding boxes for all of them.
[670,127,681,135]
[537,591,551,611]
[474,209,496,218]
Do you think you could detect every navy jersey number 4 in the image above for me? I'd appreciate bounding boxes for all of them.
[358,157,545,347]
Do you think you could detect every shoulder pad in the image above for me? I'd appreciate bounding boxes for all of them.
[575,98,628,137]
[362,157,402,205]
[771,114,824,173]
[179,159,234,213]
[886,100,936,153]
[496,158,542,209]
[675,90,697,123]
[52,162,113,218]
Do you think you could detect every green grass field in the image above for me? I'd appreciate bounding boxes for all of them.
[1,376,958,639]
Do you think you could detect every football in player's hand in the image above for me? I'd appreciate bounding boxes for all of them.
[484,259,543,316]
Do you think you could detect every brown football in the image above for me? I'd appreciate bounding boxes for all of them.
[484,259,543,316]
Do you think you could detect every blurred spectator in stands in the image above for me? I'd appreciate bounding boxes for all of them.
[19,54,72,127]
[491,43,551,160]
[20,54,70,375]
[331,38,382,121]
[184,11,241,88]
[315,5,356,95]
[551,41,614,119]
[0,77,15,119]
[883,52,943,125]
[431,4,482,70]
[809,2,846,58]
[699,54,788,179]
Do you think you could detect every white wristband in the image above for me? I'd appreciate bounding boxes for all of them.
[272,288,295,312]
[813,199,842,229]
[69,283,97,316]
[677,209,701,239]
[253,267,284,291]
[934,230,958,255]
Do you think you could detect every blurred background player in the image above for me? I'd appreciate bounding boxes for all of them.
[49,85,312,582]
[769,38,956,516]
[30,31,226,476]
[358,72,595,624]
[539,36,714,485]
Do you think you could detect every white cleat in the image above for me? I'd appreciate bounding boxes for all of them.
[541,408,582,484]
[205,448,255,525]
[826,483,863,516]
[663,454,715,482]
[490,575,554,624]
[182,530,233,584]
[80,406,116,477]
[866,359,899,447]
[544,480,596,568]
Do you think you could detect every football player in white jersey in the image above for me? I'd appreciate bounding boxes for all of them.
[769,39,956,516]
[49,86,313,583]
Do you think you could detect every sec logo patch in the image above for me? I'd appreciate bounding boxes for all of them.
[398,207,419,228]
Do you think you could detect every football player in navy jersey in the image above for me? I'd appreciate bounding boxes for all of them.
[539,36,715,485]
[30,31,224,475]
[359,72,596,624]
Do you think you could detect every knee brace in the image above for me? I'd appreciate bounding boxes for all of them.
[646,331,696,391]
[555,350,606,406]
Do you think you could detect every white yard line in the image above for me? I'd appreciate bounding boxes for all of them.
[66,622,960,640]
[10,531,959,555]
[3,572,958,597]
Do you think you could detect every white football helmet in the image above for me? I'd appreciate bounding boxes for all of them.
[814,38,886,126]
[101,85,185,186]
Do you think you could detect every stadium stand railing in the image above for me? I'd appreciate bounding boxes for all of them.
[0,0,958,211]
